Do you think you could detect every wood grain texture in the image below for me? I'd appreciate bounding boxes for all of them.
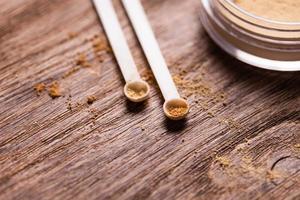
[0,0,299,199]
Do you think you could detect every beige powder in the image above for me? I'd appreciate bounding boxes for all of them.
[168,106,188,117]
[126,88,146,99]
[48,81,62,98]
[234,0,300,22]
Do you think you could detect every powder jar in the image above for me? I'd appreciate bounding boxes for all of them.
[200,0,300,71]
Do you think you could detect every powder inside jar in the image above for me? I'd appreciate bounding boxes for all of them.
[234,0,300,22]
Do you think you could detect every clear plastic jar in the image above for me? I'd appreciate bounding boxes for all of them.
[200,0,300,71]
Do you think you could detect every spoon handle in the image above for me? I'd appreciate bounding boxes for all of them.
[93,0,140,82]
[122,0,180,101]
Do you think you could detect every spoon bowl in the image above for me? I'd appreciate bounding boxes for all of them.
[124,80,150,102]
[163,98,189,120]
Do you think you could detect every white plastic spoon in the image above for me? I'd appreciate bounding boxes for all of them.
[122,0,189,120]
[93,0,150,102]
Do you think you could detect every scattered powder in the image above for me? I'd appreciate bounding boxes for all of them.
[48,81,61,98]
[87,34,110,63]
[213,92,226,103]
[76,53,86,65]
[75,102,85,110]
[245,138,251,145]
[91,35,112,55]
[209,153,285,191]
[198,101,209,110]
[294,143,300,148]
[207,111,215,118]
[293,143,300,152]
[171,68,227,108]
[89,108,99,125]
[76,53,91,68]
[218,117,241,131]
[66,95,72,111]
[62,66,81,79]
[34,83,46,95]
[141,70,155,85]
[126,88,146,99]
[241,155,252,165]
[170,65,232,124]
[65,34,111,81]
[236,143,248,153]
[34,82,62,99]
[168,106,188,117]
[215,155,231,168]
[87,95,97,105]
[65,47,100,79]
[173,74,211,98]
[139,123,146,131]
[67,32,78,39]
[34,34,110,101]
[266,170,283,181]
[234,0,300,22]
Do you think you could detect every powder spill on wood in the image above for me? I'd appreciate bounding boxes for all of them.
[87,95,97,105]
[91,34,112,61]
[266,170,284,181]
[236,143,248,153]
[76,53,91,68]
[62,66,81,79]
[34,83,46,95]
[241,155,252,165]
[88,108,99,125]
[173,74,211,98]
[48,81,62,98]
[211,154,266,185]
[66,95,72,111]
[215,155,231,168]
[292,143,300,152]
[139,123,146,131]
[207,111,215,118]
[219,117,241,131]
[141,69,155,85]
[35,33,112,100]
[294,143,300,149]
[67,32,78,39]
[34,82,62,99]
[166,61,247,135]
[170,65,240,132]
[171,67,227,108]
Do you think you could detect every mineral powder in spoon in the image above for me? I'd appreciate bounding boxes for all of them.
[168,106,189,118]
[126,87,147,99]
[234,0,300,22]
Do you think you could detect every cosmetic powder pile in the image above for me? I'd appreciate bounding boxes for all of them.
[234,0,300,22]
[168,106,188,117]
[126,88,147,99]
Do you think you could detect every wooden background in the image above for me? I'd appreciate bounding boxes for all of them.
[0,0,299,199]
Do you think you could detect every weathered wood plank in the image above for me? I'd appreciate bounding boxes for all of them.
[0,0,299,199]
